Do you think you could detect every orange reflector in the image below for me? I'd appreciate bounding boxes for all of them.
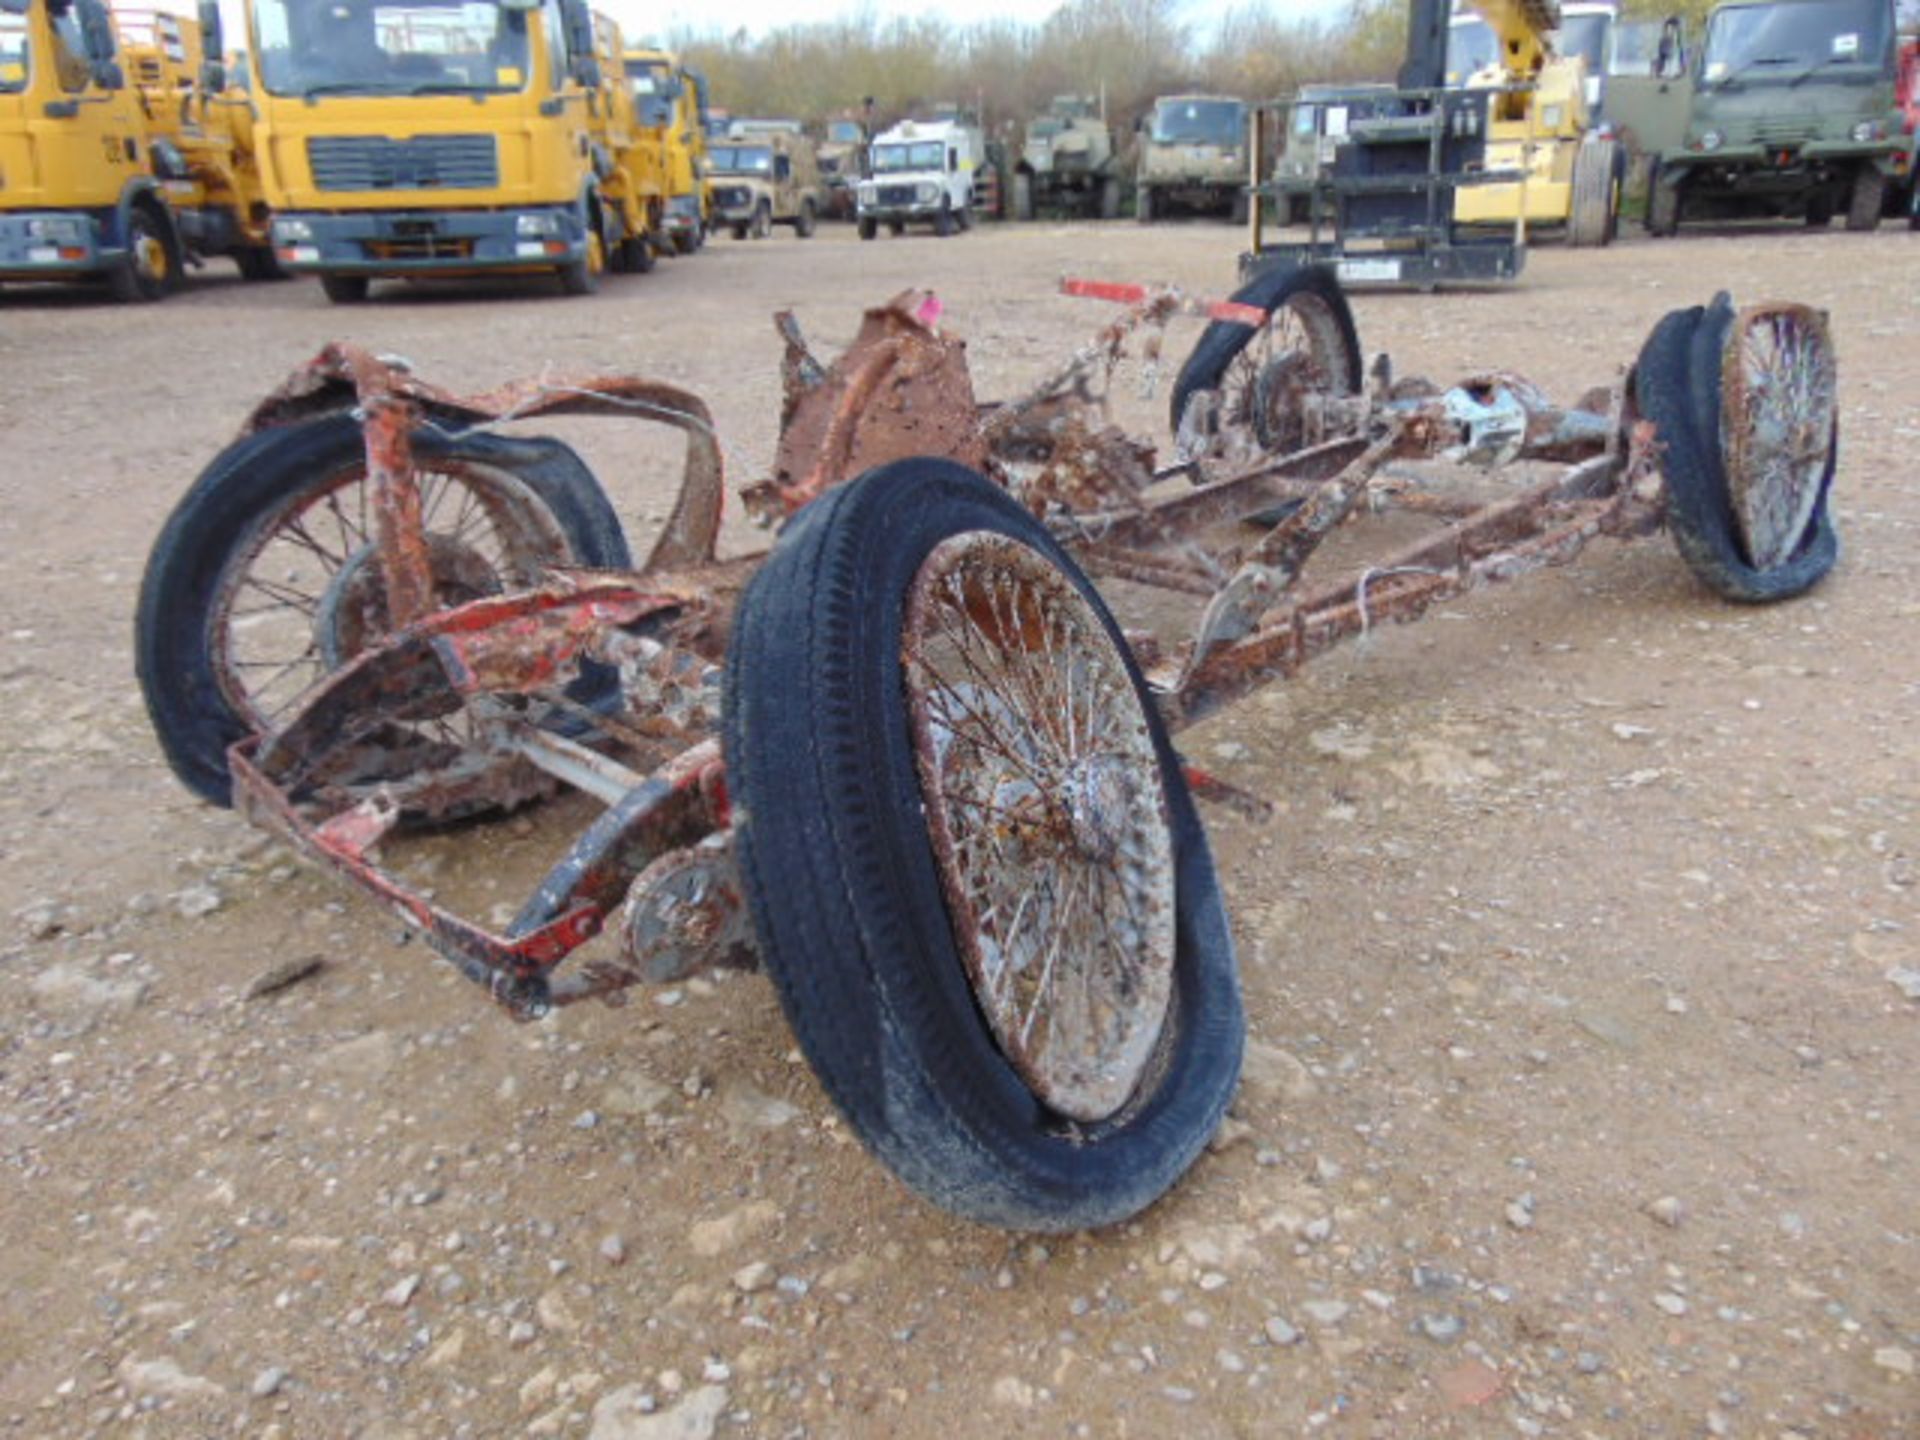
[58,247,86,261]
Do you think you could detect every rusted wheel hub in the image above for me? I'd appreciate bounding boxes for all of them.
[316,534,504,669]
[903,532,1176,1122]
[1720,304,1836,571]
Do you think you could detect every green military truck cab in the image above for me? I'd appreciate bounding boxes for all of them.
[1634,0,1904,233]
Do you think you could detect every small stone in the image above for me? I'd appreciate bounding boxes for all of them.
[244,955,325,1000]
[424,1330,468,1368]
[1575,1351,1604,1376]
[716,1078,799,1132]
[1873,1346,1915,1377]
[508,1320,538,1346]
[1211,741,1251,762]
[731,1262,775,1294]
[250,1366,287,1399]
[1664,994,1689,1015]
[1505,1194,1535,1230]
[174,885,224,919]
[588,1383,728,1440]
[573,1110,600,1130]
[689,1201,779,1258]
[700,1358,730,1383]
[600,1233,628,1266]
[1653,1291,1689,1316]
[1418,1314,1464,1343]
[1264,1316,1301,1346]
[521,1366,560,1411]
[383,1274,421,1309]
[118,1357,224,1400]
[1301,1299,1349,1325]
[1885,967,1920,1001]
[537,1289,580,1333]
[1644,1195,1685,1228]
[991,1376,1035,1409]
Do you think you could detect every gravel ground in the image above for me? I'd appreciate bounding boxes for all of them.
[1,218,1916,1439]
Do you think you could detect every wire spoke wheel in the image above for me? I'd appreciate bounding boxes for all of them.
[1220,291,1349,450]
[903,533,1176,1122]
[1719,304,1836,572]
[210,458,568,731]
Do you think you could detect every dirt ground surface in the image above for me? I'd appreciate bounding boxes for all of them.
[1,218,1916,1440]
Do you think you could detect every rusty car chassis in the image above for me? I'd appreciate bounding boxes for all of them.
[137,265,1841,1228]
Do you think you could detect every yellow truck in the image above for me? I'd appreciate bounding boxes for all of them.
[0,0,271,299]
[253,0,662,300]
[623,44,707,253]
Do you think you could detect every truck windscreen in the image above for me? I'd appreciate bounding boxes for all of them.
[251,0,532,98]
[0,14,25,93]
[709,144,773,174]
[1557,13,1612,74]
[1151,100,1242,146]
[873,141,944,171]
[1703,0,1892,80]
[1445,19,1497,84]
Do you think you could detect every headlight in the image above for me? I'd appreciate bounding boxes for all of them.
[1851,121,1883,143]
[516,213,560,237]
[917,183,937,203]
[1698,129,1723,152]
[272,217,313,242]
[27,217,85,243]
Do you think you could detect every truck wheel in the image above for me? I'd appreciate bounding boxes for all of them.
[858,215,878,241]
[1136,183,1154,223]
[1803,190,1834,227]
[135,415,631,807]
[795,200,817,237]
[236,246,287,282]
[557,251,600,295]
[1169,262,1364,448]
[1645,161,1682,237]
[320,274,370,304]
[731,221,749,240]
[888,218,906,236]
[1567,138,1620,248]
[935,202,955,237]
[724,459,1243,1230]
[1632,296,1838,603]
[1845,167,1885,232]
[109,201,181,303]
[1100,176,1121,220]
[751,202,773,239]
[1230,189,1250,226]
[956,198,973,231]
[1013,172,1034,221]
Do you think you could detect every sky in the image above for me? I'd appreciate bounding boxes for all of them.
[601,0,1354,46]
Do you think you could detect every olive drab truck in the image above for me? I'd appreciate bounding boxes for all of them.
[855,115,979,237]
[1628,0,1907,234]
[1135,94,1249,222]
[253,0,655,300]
[624,44,708,252]
[817,114,865,219]
[706,129,821,239]
[1013,94,1121,219]
[0,0,271,299]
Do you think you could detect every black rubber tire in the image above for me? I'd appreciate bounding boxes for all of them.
[108,202,181,303]
[1230,189,1250,226]
[1100,176,1122,220]
[236,246,288,282]
[557,251,599,295]
[1168,261,1364,436]
[136,414,631,806]
[724,459,1243,1231]
[751,202,773,239]
[934,203,955,237]
[1646,160,1681,237]
[1013,172,1034,221]
[731,222,749,241]
[1136,182,1154,223]
[1631,298,1838,603]
[320,273,370,304]
[1567,138,1619,248]
[618,234,655,273]
[1845,166,1885,232]
[858,215,878,240]
[795,201,817,238]
[888,218,906,236]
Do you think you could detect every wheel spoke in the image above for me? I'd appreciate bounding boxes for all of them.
[904,532,1176,1122]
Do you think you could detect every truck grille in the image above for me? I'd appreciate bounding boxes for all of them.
[711,184,750,208]
[877,184,919,206]
[367,235,476,261]
[307,135,499,192]
[1749,115,1817,146]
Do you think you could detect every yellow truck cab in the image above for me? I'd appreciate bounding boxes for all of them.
[121,6,280,281]
[623,44,706,253]
[255,0,628,300]
[0,0,182,298]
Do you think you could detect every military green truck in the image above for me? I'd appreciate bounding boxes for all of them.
[1623,0,1906,233]
[1135,94,1248,222]
[1013,95,1121,219]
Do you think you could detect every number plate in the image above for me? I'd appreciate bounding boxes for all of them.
[1337,258,1402,283]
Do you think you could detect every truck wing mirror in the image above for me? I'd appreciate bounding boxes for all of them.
[91,57,124,89]
[76,0,116,63]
